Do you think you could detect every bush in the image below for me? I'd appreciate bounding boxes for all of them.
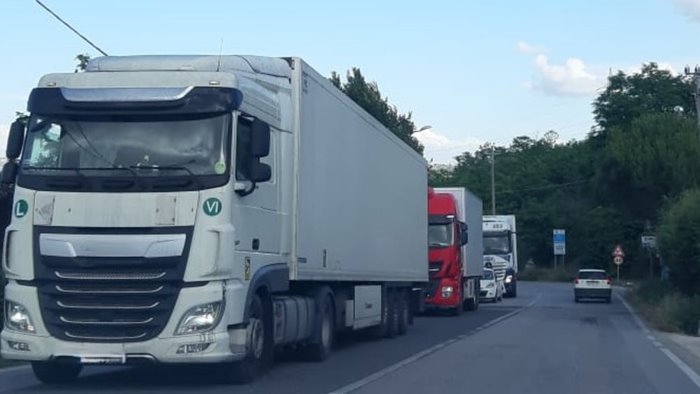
[519,265,578,282]
[628,280,700,335]
[658,189,700,296]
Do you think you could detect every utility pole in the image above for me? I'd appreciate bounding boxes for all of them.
[490,145,496,215]
[685,66,700,136]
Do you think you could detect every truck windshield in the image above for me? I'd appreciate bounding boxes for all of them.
[429,224,453,248]
[483,233,511,254]
[19,113,230,191]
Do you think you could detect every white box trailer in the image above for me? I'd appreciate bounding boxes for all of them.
[1,55,428,383]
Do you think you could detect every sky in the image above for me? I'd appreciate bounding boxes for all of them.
[1,0,699,164]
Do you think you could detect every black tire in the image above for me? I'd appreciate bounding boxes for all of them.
[225,294,271,384]
[398,291,409,335]
[32,360,82,384]
[387,290,400,338]
[510,282,518,298]
[304,294,335,361]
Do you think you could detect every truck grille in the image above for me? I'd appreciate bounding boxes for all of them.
[426,279,440,298]
[34,227,192,343]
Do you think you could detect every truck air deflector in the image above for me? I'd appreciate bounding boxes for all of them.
[28,86,243,115]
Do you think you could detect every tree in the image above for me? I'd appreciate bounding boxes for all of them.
[330,68,424,155]
[658,189,700,295]
[75,53,91,72]
[593,63,696,137]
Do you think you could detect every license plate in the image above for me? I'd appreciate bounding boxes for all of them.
[80,355,126,365]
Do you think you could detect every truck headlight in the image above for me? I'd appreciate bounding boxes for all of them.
[441,286,454,298]
[175,302,223,335]
[505,275,513,284]
[4,301,35,333]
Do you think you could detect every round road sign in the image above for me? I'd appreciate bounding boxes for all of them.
[614,256,624,266]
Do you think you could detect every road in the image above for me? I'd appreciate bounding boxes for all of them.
[0,282,699,393]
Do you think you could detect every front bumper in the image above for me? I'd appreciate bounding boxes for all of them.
[1,327,247,364]
[1,280,248,364]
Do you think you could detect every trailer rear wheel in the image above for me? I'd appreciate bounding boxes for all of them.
[32,360,82,384]
[387,290,400,338]
[398,291,409,335]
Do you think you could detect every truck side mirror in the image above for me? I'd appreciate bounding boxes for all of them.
[251,120,270,158]
[460,222,468,245]
[249,161,271,183]
[1,162,18,185]
[6,120,25,160]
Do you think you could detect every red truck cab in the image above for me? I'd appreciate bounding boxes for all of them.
[426,188,473,314]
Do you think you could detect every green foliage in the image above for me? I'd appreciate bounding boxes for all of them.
[330,68,424,155]
[658,189,700,295]
[629,280,700,335]
[593,63,696,135]
[74,53,91,73]
[518,265,578,282]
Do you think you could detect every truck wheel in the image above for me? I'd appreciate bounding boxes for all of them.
[303,294,335,361]
[398,291,409,335]
[32,360,82,384]
[387,290,401,338]
[226,294,271,384]
[510,282,518,298]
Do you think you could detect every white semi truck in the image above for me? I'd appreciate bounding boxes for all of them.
[482,215,518,297]
[0,55,428,383]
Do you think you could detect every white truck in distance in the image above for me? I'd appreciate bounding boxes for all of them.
[0,55,428,384]
[482,215,518,297]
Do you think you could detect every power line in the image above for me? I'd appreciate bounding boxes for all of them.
[35,0,109,56]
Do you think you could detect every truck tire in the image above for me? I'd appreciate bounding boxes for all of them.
[387,290,401,338]
[32,360,82,384]
[226,294,271,384]
[303,294,335,361]
[398,290,409,335]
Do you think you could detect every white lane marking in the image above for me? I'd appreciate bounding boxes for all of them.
[329,295,542,394]
[617,294,700,390]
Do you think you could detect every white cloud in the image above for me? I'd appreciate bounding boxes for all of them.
[672,0,700,23]
[516,41,545,54]
[414,129,483,165]
[523,52,605,97]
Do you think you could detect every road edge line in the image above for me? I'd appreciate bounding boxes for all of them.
[616,293,700,390]
[329,294,541,394]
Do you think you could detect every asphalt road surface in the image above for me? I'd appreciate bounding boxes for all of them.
[1,282,699,393]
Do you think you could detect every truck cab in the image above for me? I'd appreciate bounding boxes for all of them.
[482,215,518,297]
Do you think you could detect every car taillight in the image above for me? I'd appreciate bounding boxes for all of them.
[574,278,579,284]
[606,277,611,285]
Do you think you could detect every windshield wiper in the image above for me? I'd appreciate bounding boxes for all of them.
[23,166,138,177]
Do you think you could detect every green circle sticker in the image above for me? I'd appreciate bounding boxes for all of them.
[214,162,227,175]
[203,197,222,216]
[14,200,28,218]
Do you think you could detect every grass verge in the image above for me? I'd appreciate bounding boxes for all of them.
[518,265,578,282]
[626,279,700,335]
